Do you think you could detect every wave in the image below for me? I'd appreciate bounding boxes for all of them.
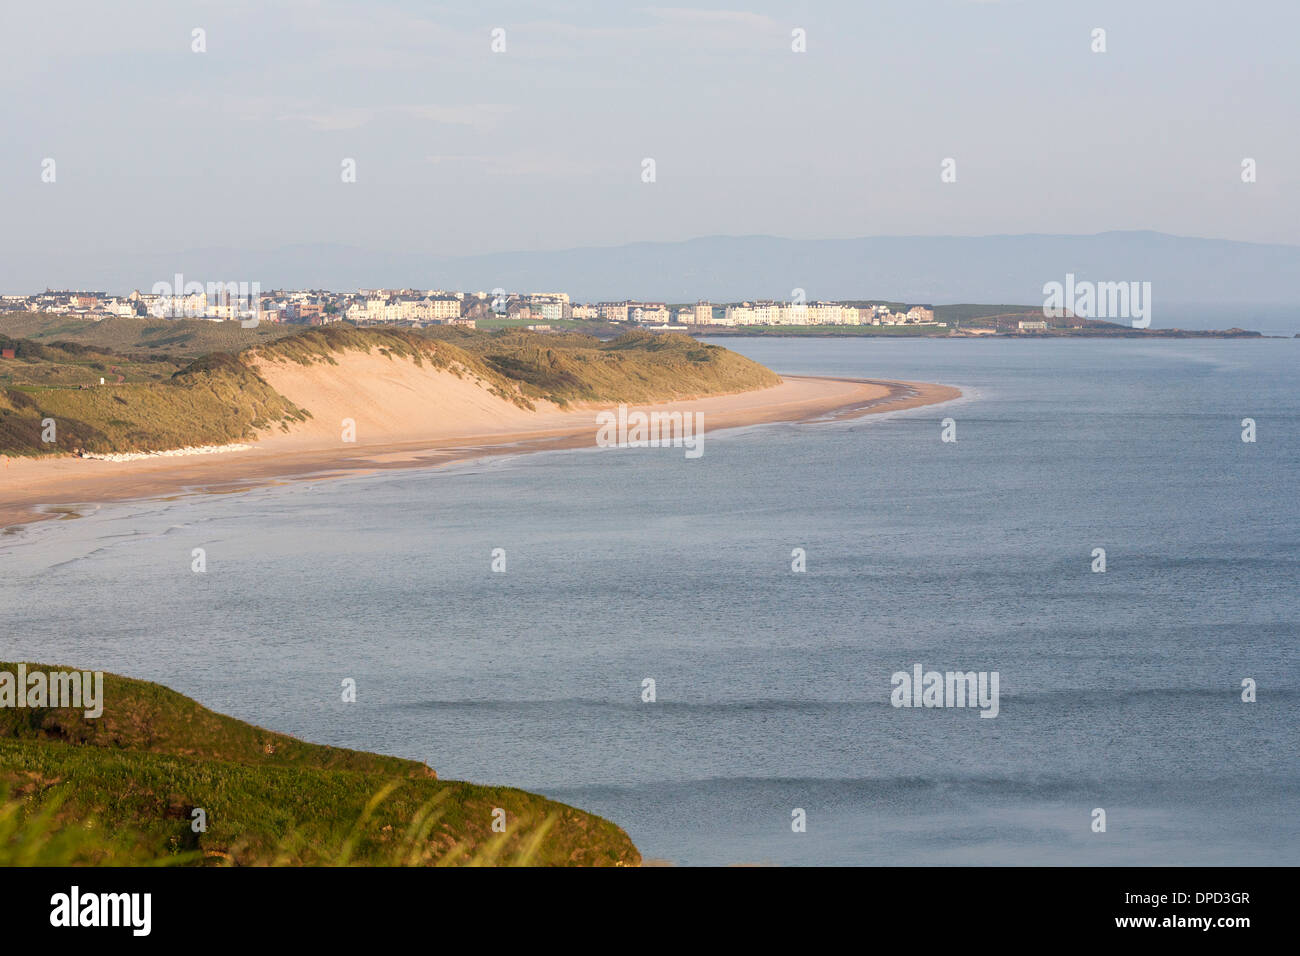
[398,687,1300,713]
[78,442,253,462]
[543,773,1300,802]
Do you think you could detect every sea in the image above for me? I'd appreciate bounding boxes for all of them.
[2,337,1297,865]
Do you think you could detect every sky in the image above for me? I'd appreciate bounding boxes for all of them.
[2,0,1297,282]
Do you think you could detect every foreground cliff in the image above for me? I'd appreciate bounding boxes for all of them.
[0,663,640,866]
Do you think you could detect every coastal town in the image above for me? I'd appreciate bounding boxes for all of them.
[0,288,940,330]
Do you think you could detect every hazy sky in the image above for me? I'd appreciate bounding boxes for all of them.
[4,0,1297,272]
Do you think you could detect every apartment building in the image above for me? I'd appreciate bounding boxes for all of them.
[724,303,756,325]
[632,304,670,324]
[597,301,629,322]
[535,300,565,323]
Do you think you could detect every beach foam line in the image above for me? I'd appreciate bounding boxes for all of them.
[79,443,254,463]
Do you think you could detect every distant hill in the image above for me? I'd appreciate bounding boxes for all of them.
[0,663,640,866]
[4,231,1296,330]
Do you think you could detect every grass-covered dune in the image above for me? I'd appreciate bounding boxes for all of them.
[421,326,781,405]
[0,663,640,867]
[1,352,311,455]
[0,313,299,354]
[0,325,780,456]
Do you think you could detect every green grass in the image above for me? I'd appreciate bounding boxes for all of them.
[422,327,781,407]
[702,324,951,336]
[932,304,1046,326]
[0,313,298,356]
[474,317,604,332]
[0,334,183,388]
[0,663,640,867]
[1,356,308,455]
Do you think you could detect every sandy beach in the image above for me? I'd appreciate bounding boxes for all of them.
[0,373,960,531]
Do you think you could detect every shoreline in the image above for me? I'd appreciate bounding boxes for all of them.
[694,327,1275,339]
[0,375,960,531]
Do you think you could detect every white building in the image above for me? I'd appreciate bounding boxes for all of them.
[536,300,564,323]
[598,301,629,322]
[724,304,756,325]
[633,306,670,325]
[428,296,462,321]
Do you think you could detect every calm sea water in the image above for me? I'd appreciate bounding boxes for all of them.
[2,337,1297,865]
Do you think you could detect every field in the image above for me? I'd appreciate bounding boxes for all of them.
[702,323,953,336]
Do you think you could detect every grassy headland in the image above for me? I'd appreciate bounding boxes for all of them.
[0,322,780,456]
[0,663,640,866]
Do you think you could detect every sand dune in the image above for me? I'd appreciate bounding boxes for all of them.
[250,353,563,447]
[250,352,895,450]
[0,350,961,529]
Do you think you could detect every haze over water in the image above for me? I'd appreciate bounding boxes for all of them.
[3,338,1296,865]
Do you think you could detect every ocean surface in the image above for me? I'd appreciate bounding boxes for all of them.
[2,337,1297,865]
